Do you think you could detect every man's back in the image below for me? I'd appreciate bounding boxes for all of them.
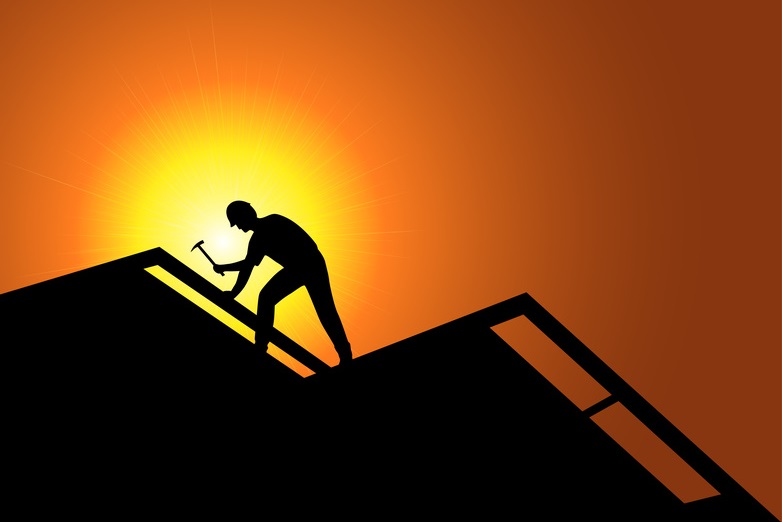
[248,214,320,268]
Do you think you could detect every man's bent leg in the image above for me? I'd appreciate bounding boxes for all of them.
[256,268,304,350]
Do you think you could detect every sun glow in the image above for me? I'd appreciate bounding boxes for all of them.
[80,67,381,366]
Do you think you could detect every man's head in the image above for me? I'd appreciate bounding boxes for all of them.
[227,200,257,231]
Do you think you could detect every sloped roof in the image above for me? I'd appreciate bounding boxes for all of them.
[1,248,775,520]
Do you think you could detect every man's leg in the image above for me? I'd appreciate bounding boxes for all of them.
[305,258,351,365]
[255,268,304,349]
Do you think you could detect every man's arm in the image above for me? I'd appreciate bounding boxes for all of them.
[216,235,264,299]
[214,259,254,298]
[216,260,249,272]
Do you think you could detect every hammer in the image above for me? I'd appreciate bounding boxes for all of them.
[191,240,224,276]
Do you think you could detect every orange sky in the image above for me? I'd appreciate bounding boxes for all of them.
[1,1,779,516]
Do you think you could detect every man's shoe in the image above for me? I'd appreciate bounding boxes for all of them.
[337,344,352,366]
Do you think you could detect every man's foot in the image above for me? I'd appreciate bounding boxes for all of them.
[337,343,352,366]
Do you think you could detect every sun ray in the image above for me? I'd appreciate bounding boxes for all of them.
[209,4,224,131]
[281,71,327,161]
[6,162,124,205]
[252,55,284,171]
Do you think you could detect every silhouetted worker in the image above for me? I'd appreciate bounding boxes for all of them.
[214,201,352,366]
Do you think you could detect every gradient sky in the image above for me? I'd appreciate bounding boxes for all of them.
[1,1,779,516]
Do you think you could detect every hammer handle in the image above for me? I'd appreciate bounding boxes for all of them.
[198,246,224,276]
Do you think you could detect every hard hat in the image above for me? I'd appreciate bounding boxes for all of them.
[226,200,256,226]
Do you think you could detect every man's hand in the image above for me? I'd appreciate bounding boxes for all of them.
[213,264,226,276]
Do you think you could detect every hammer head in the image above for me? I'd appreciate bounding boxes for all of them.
[191,239,205,252]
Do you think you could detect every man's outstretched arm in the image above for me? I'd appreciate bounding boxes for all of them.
[215,259,250,272]
[214,259,254,298]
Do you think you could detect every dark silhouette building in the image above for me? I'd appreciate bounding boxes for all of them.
[1,248,776,520]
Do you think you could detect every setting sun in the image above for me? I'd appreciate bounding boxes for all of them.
[78,65,381,365]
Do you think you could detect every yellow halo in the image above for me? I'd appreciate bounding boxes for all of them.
[82,75,379,368]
